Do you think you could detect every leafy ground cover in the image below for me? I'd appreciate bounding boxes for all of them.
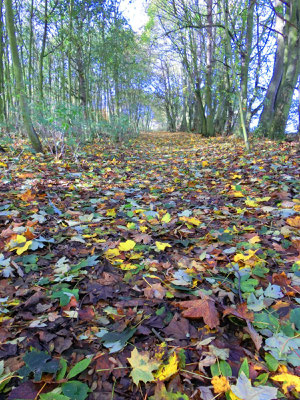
[0,132,299,400]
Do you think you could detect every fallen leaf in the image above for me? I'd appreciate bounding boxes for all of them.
[174,297,220,328]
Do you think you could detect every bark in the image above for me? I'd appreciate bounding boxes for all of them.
[258,0,285,135]
[205,0,214,136]
[0,0,6,123]
[28,0,34,99]
[259,0,300,138]
[4,0,43,152]
[38,0,48,101]
[76,46,88,119]
[240,0,255,134]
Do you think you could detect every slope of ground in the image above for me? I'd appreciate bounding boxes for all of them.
[0,132,299,400]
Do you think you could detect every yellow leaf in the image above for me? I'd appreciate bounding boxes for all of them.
[211,376,231,394]
[119,240,136,251]
[0,161,7,167]
[16,240,32,255]
[286,216,300,228]
[233,191,244,198]
[119,263,138,270]
[202,160,209,167]
[9,235,32,255]
[272,372,300,394]
[155,352,178,381]
[161,213,171,223]
[234,249,257,263]
[180,216,201,226]
[255,197,271,202]
[127,222,136,229]
[155,241,171,251]
[140,226,148,232]
[229,390,243,400]
[245,198,259,207]
[249,235,260,244]
[106,208,116,217]
[105,248,120,258]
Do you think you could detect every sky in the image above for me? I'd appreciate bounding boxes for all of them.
[119,0,149,32]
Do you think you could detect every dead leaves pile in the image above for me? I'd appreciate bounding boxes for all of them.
[0,132,299,399]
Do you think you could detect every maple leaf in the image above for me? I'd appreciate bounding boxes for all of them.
[127,348,160,385]
[231,372,277,400]
[174,297,219,328]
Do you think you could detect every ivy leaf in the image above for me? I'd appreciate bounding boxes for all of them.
[19,350,60,381]
[127,348,160,385]
[231,372,277,400]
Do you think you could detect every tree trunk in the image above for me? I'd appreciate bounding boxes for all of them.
[259,0,300,138]
[4,0,43,152]
[240,0,255,135]
[28,0,34,99]
[38,0,48,101]
[205,0,214,136]
[0,0,6,123]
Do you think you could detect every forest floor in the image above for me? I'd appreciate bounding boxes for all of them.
[0,132,299,400]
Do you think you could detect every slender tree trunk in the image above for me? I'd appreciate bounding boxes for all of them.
[205,0,214,136]
[28,0,34,99]
[240,0,255,135]
[68,0,73,105]
[0,0,6,123]
[4,0,43,152]
[38,0,48,101]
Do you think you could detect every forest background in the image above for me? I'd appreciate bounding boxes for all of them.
[0,0,299,153]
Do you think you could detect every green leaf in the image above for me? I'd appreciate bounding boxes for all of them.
[62,381,90,400]
[51,289,79,306]
[67,358,92,379]
[40,393,70,400]
[219,360,232,377]
[57,358,68,381]
[239,358,249,378]
[210,362,220,377]
[100,327,136,353]
[290,308,300,330]
[254,373,269,386]
[265,353,279,372]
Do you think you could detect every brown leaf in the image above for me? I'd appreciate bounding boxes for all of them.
[133,233,152,244]
[223,302,254,322]
[245,322,263,351]
[174,298,220,328]
[144,283,166,299]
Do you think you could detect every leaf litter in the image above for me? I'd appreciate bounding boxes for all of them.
[0,132,299,399]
